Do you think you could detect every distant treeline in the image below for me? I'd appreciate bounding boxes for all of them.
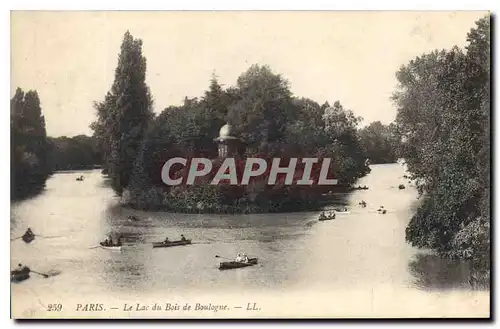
[358,121,398,164]
[47,135,102,171]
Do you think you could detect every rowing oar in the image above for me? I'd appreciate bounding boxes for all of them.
[37,235,62,239]
[30,270,49,278]
[10,236,23,241]
[215,255,233,261]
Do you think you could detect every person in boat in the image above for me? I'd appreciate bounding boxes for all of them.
[116,236,123,247]
[164,237,170,244]
[235,253,243,262]
[180,234,186,242]
[23,228,34,238]
[241,253,249,263]
[15,263,29,273]
[107,235,113,246]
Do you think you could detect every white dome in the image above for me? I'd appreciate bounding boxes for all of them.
[219,124,233,138]
[214,123,238,142]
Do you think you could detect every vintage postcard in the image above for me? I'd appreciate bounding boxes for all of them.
[10,11,490,319]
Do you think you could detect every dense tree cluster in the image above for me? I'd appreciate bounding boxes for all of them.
[393,17,490,262]
[358,121,398,164]
[11,88,51,199]
[125,64,370,212]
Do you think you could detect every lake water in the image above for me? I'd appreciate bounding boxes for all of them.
[10,164,490,318]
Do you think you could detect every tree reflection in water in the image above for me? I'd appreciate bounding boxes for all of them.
[408,253,490,291]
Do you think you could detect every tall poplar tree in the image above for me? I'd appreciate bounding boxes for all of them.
[91,31,154,195]
[11,88,51,199]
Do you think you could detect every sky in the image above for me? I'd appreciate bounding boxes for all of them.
[10,11,487,137]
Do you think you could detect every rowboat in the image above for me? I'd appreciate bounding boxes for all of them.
[11,268,30,283]
[22,234,35,243]
[152,239,191,248]
[318,214,335,221]
[99,242,122,251]
[219,258,258,270]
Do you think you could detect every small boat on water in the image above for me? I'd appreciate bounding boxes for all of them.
[99,242,122,251]
[152,239,192,248]
[22,232,35,244]
[22,235,34,243]
[350,185,369,191]
[219,258,258,270]
[318,212,336,221]
[11,268,30,283]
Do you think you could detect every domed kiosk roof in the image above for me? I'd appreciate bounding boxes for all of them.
[219,124,232,137]
[214,123,238,141]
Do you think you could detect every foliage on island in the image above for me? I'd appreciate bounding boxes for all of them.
[91,32,371,213]
[393,16,490,264]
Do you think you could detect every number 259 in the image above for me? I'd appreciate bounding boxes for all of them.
[47,304,63,312]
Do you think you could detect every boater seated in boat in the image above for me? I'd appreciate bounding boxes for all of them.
[164,237,170,244]
[241,253,249,263]
[14,263,30,274]
[22,228,34,240]
[235,253,243,262]
[180,234,187,242]
[102,235,114,246]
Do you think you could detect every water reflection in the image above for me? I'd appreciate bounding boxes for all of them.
[408,253,490,291]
